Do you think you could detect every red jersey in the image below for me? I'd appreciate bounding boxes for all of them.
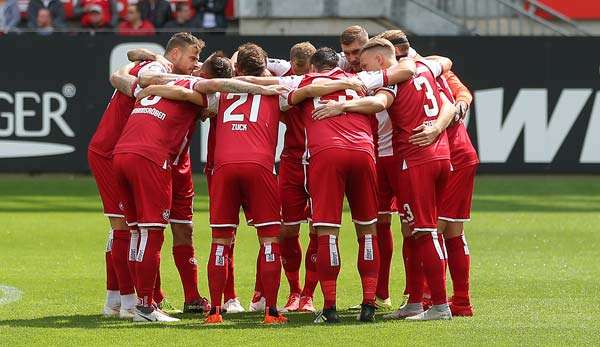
[379,61,450,168]
[207,92,281,171]
[89,60,154,158]
[284,67,387,160]
[113,78,203,168]
[436,75,479,170]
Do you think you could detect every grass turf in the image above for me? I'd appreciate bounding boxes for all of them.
[0,175,599,346]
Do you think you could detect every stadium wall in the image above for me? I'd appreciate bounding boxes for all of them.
[1,35,599,174]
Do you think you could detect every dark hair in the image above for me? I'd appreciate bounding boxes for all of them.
[203,51,233,78]
[309,47,339,71]
[236,43,268,77]
[165,32,205,54]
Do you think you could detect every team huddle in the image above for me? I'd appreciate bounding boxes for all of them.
[88,25,478,325]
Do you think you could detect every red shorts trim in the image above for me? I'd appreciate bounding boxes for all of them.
[377,155,400,214]
[403,160,451,233]
[170,157,194,223]
[209,163,281,228]
[439,164,477,222]
[88,150,124,217]
[113,153,172,228]
[308,148,378,227]
[279,159,310,224]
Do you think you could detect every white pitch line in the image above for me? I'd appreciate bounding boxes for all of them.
[0,285,23,306]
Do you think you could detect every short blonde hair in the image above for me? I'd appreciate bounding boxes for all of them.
[360,37,395,58]
[340,25,369,45]
[290,41,316,66]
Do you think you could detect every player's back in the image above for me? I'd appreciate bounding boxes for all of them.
[114,78,202,168]
[297,68,374,159]
[88,61,152,157]
[209,92,281,171]
[384,61,449,167]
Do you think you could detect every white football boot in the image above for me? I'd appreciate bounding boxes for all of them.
[406,304,452,321]
[133,306,180,323]
[383,303,424,320]
[223,298,245,314]
[248,296,266,312]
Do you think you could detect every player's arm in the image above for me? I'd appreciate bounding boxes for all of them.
[195,78,289,95]
[136,85,207,107]
[233,75,281,86]
[109,62,137,97]
[424,55,452,74]
[312,91,393,120]
[288,78,366,105]
[409,93,457,146]
[384,58,417,85]
[127,48,173,72]
[138,73,188,88]
[444,70,472,119]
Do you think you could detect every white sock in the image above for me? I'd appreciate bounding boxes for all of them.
[106,290,121,308]
[120,293,138,310]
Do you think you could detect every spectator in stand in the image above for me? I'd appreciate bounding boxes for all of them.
[0,0,20,34]
[138,0,171,28]
[75,0,118,28]
[36,8,53,35]
[164,2,200,30]
[118,4,155,36]
[27,0,65,29]
[192,0,226,29]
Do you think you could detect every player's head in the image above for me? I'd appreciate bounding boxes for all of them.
[309,47,339,73]
[359,37,396,71]
[235,43,268,77]
[194,51,234,79]
[377,29,410,60]
[340,25,369,72]
[289,41,316,75]
[165,32,205,75]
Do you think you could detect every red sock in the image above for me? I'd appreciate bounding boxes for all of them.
[111,230,135,295]
[375,222,393,299]
[317,235,340,309]
[357,234,380,305]
[416,232,447,305]
[281,234,302,295]
[153,268,165,305]
[445,233,471,304]
[259,242,282,308]
[128,229,139,291]
[105,231,119,291]
[173,244,200,303]
[405,236,424,304]
[253,251,263,295]
[135,229,164,307]
[207,243,230,308]
[301,233,318,297]
[223,242,237,302]
[105,251,119,291]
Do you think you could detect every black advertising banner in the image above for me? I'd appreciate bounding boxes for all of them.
[0,35,599,173]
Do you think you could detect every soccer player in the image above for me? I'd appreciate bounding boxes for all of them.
[338,25,369,73]
[89,52,171,319]
[311,38,456,321]
[436,71,478,316]
[280,47,416,323]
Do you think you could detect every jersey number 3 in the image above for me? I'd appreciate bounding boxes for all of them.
[413,76,439,117]
[223,93,261,123]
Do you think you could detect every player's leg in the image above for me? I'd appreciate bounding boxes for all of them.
[404,160,452,321]
[118,153,177,323]
[299,223,318,312]
[245,163,286,324]
[279,159,308,311]
[439,164,477,316]
[347,151,380,322]
[88,149,135,316]
[308,149,346,324]
[205,164,241,323]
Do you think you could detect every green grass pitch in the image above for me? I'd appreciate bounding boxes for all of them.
[1,175,599,346]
